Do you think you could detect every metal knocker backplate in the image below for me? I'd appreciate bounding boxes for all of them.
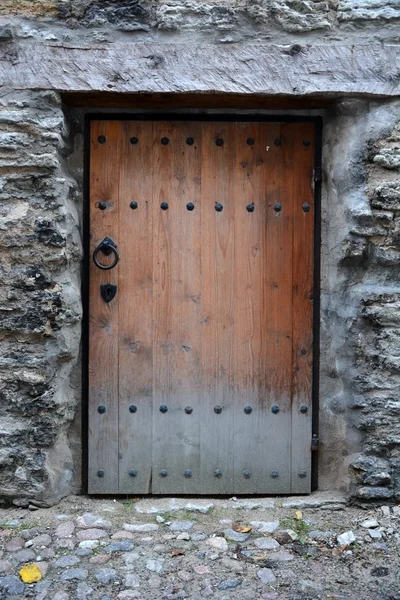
[93,237,119,270]
[100,283,117,303]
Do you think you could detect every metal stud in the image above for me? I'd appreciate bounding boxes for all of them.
[214,405,222,414]
[274,203,282,212]
[303,140,311,147]
[160,202,169,211]
[129,469,137,477]
[271,471,279,478]
[130,201,138,210]
[98,135,106,144]
[300,405,308,414]
[186,202,195,211]
[298,470,307,478]
[215,138,224,147]
[129,405,137,413]
[160,405,168,413]
[98,202,107,210]
[161,137,169,145]
[302,203,310,213]
[274,138,282,147]
[246,204,255,213]
[247,137,255,146]
[184,469,192,478]
[215,203,223,212]
[97,405,106,414]
[271,405,280,414]
[185,406,193,414]
[214,469,222,478]
[186,137,194,145]
[97,470,105,478]
[160,470,168,477]
[244,405,252,414]
[243,469,251,479]
[130,137,139,145]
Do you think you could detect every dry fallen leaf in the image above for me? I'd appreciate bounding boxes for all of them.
[253,552,268,561]
[232,523,252,533]
[19,564,42,584]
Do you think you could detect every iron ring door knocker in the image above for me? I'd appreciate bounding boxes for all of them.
[93,236,119,270]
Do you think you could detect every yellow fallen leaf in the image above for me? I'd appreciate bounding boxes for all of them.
[232,523,252,533]
[19,564,42,584]
[294,510,303,520]
[253,552,268,561]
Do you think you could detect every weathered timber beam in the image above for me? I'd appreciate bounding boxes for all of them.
[1,42,400,97]
[61,91,337,109]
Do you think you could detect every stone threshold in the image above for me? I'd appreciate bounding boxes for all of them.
[133,491,347,515]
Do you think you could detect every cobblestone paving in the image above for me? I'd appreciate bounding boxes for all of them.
[0,494,399,599]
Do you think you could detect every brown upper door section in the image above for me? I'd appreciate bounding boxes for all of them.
[88,119,316,495]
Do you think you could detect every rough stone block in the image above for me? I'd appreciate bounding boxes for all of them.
[156,2,236,31]
[372,183,400,210]
[356,486,395,500]
[374,147,400,171]
[79,0,151,31]
[351,455,391,483]
[338,0,400,22]
[341,236,368,263]
[0,26,13,41]
[363,471,392,486]
[247,0,331,31]
[362,294,400,328]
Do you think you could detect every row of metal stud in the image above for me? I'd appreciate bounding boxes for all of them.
[97,404,309,414]
[97,201,311,213]
[97,135,312,148]
[96,468,307,479]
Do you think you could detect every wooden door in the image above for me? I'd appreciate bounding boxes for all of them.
[88,119,318,495]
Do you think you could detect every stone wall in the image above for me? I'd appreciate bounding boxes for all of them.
[349,110,400,501]
[0,90,82,506]
[0,1,399,43]
[320,100,400,501]
[0,0,399,505]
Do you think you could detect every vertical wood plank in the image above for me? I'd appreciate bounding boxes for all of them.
[258,122,294,493]
[291,123,315,493]
[88,120,120,493]
[118,121,154,494]
[199,122,235,493]
[152,122,203,493]
[232,121,270,494]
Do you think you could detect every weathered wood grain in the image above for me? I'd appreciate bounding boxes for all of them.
[118,121,154,494]
[290,123,315,494]
[151,121,203,494]
[62,91,335,110]
[261,122,294,493]
[1,42,400,97]
[231,121,270,494]
[199,122,236,494]
[88,118,316,495]
[88,120,120,494]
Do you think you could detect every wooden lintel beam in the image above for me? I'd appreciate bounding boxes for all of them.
[61,91,335,110]
[1,42,399,97]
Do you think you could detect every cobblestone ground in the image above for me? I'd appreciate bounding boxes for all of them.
[0,493,399,600]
